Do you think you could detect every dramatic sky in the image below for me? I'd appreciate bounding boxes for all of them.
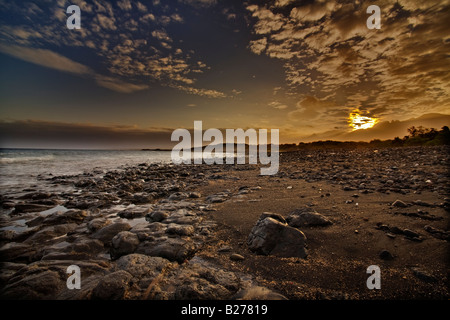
[0,0,449,148]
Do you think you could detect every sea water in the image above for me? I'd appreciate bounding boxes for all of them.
[0,149,173,197]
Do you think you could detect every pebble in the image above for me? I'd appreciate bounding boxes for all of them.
[230,253,245,261]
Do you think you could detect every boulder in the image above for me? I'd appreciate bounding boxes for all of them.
[137,238,196,263]
[145,210,169,222]
[118,206,151,219]
[24,223,77,244]
[286,208,332,227]
[110,231,140,260]
[91,270,133,299]
[92,221,131,244]
[43,210,88,225]
[392,199,408,208]
[247,213,307,258]
[1,270,64,299]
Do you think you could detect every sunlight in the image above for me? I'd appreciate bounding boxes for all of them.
[348,110,378,131]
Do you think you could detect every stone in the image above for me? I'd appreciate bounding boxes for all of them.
[0,242,35,262]
[87,218,111,232]
[24,223,77,244]
[14,203,53,213]
[168,261,240,300]
[146,210,169,222]
[110,231,140,260]
[91,270,133,299]
[230,253,245,261]
[411,267,437,283]
[247,213,308,258]
[1,270,64,299]
[137,238,197,263]
[402,229,420,238]
[166,223,195,236]
[116,254,171,279]
[92,221,131,244]
[286,208,332,227]
[392,200,408,208]
[379,250,394,260]
[118,206,151,219]
[233,286,288,300]
[43,210,88,225]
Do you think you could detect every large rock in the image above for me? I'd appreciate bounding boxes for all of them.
[23,223,77,244]
[43,210,88,225]
[92,221,131,244]
[1,270,64,299]
[115,254,172,297]
[118,206,151,219]
[136,238,197,263]
[247,213,307,258]
[91,270,133,299]
[286,208,332,227]
[110,231,140,260]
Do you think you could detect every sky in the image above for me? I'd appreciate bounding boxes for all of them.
[0,0,449,149]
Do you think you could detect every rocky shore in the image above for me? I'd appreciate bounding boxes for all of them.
[0,146,448,299]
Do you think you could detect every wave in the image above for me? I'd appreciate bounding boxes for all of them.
[0,155,56,164]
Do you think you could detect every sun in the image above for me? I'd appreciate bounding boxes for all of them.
[348,110,378,131]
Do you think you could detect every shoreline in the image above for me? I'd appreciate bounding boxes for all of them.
[0,145,448,299]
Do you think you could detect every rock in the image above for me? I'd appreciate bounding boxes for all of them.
[92,270,133,299]
[411,267,437,283]
[110,231,140,260]
[168,261,240,300]
[132,193,153,204]
[92,221,131,245]
[43,210,88,225]
[116,254,171,279]
[379,250,394,260]
[166,223,195,236]
[188,192,201,198]
[145,210,169,222]
[230,253,245,261]
[392,199,408,208]
[234,286,288,300]
[87,218,111,232]
[247,213,308,258]
[136,238,197,263]
[163,209,200,225]
[118,206,151,219]
[424,225,450,241]
[218,246,232,253]
[0,242,35,262]
[402,229,420,238]
[1,269,64,299]
[14,203,53,213]
[286,208,332,227]
[24,223,77,244]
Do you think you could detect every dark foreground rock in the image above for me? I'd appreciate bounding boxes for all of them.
[247,213,308,258]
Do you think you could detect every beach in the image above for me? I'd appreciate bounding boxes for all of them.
[0,146,448,300]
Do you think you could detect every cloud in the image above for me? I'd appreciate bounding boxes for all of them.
[0,0,225,98]
[179,0,217,7]
[246,0,450,127]
[94,76,149,93]
[268,101,288,110]
[0,120,175,149]
[0,43,91,75]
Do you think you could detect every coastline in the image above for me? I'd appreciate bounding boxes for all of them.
[0,145,448,300]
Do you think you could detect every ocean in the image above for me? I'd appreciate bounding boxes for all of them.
[0,149,173,197]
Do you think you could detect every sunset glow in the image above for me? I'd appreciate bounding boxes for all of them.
[348,110,378,131]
